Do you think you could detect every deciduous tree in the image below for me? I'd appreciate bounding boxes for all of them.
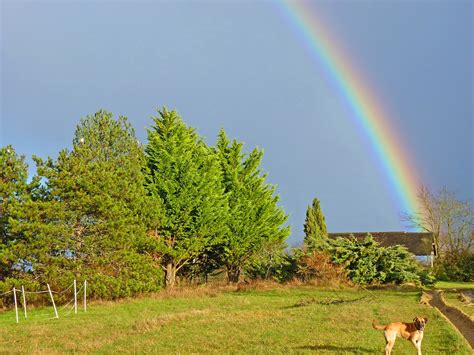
[404,186,473,258]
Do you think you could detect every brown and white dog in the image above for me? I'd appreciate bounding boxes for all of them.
[372,316,428,355]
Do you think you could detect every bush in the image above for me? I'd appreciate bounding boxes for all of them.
[434,252,474,282]
[418,269,437,286]
[329,234,421,285]
[296,250,347,285]
[245,252,297,283]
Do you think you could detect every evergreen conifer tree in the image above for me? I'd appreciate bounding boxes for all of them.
[303,198,328,251]
[0,146,31,281]
[215,129,290,283]
[9,111,162,297]
[144,108,227,287]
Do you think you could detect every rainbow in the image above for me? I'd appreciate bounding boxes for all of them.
[277,1,422,218]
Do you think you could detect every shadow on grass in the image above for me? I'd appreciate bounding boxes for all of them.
[297,344,375,353]
[284,296,369,309]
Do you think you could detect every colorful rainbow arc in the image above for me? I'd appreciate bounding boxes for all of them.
[278,1,422,219]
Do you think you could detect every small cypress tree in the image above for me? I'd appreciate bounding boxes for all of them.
[303,198,328,251]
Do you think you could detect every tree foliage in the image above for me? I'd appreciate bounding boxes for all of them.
[404,186,473,257]
[1,106,293,298]
[7,111,162,297]
[215,129,290,283]
[244,239,291,282]
[404,186,473,281]
[329,234,421,285]
[303,198,328,251]
[0,146,33,281]
[145,108,227,287]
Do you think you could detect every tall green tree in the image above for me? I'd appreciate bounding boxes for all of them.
[303,198,328,251]
[0,146,31,281]
[145,108,227,288]
[9,111,162,297]
[215,129,290,283]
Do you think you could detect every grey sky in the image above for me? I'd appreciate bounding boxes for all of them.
[1,0,472,245]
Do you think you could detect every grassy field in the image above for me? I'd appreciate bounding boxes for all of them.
[442,291,474,319]
[0,285,471,354]
[435,281,474,290]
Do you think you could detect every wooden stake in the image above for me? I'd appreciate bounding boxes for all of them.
[21,286,27,318]
[13,287,18,323]
[47,284,59,319]
[74,279,77,314]
[83,280,87,312]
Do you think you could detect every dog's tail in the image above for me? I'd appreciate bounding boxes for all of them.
[372,320,386,330]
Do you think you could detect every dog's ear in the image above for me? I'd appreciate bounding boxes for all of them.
[423,317,428,324]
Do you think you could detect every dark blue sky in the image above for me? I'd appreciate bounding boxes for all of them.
[1,0,472,245]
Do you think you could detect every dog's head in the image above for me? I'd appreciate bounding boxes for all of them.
[413,316,428,331]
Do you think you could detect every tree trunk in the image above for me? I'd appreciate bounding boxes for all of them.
[227,266,241,283]
[165,262,177,288]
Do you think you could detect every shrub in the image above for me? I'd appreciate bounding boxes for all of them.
[329,234,421,285]
[296,250,347,285]
[418,269,437,286]
[434,252,474,282]
[245,252,297,283]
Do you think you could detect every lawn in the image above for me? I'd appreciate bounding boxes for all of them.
[442,291,474,319]
[0,285,471,354]
[435,281,474,290]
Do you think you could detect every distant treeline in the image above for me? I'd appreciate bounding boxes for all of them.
[0,108,290,299]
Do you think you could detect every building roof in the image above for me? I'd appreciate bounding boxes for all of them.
[327,232,434,256]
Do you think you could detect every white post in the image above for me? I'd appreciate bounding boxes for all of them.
[74,279,77,314]
[13,287,18,323]
[47,284,59,319]
[21,286,27,318]
[83,280,87,312]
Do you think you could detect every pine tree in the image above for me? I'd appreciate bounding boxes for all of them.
[0,146,30,281]
[215,129,290,283]
[144,108,227,288]
[303,198,328,251]
[9,111,162,297]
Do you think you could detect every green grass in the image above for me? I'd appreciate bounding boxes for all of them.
[442,291,474,318]
[0,286,471,354]
[435,281,474,289]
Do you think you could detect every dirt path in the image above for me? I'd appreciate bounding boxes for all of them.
[429,290,474,349]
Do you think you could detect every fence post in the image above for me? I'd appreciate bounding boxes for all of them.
[13,287,18,323]
[47,284,59,319]
[21,286,27,318]
[83,280,87,312]
[74,279,77,314]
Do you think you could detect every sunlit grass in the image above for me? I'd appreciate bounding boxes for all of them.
[0,286,471,353]
[442,291,474,318]
[435,281,474,289]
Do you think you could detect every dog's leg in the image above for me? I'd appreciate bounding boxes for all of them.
[384,332,396,355]
[411,338,422,355]
[385,340,395,355]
